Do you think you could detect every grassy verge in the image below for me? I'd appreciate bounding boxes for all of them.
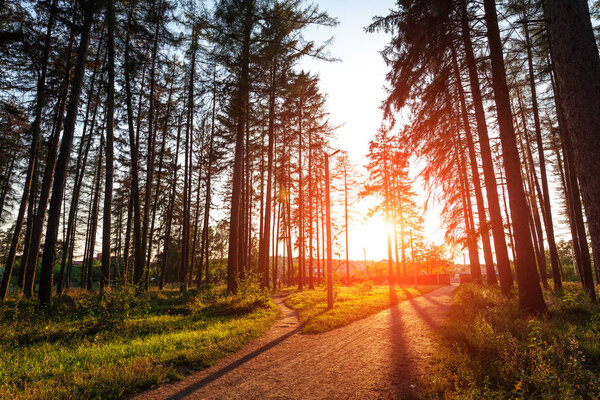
[0,280,278,400]
[284,283,443,333]
[426,283,600,399]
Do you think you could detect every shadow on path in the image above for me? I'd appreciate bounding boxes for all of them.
[388,285,418,398]
[165,322,302,400]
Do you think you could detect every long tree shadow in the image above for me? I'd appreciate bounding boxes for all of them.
[398,287,443,331]
[388,284,420,399]
[387,285,452,398]
[164,308,303,399]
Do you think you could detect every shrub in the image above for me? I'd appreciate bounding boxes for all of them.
[203,274,271,316]
[95,285,145,328]
[428,284,600,399]
[355,281,374,295]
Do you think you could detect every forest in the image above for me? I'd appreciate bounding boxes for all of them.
[1,0,600,398]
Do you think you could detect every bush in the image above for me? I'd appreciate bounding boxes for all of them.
[355,281,374,295]
[200,274,271,316]
[94,285,147,328]
[428,284,600,399]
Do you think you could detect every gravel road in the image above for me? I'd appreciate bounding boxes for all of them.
[132,285,456,400]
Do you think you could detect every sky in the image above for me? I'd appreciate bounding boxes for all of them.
[299,0,446,261]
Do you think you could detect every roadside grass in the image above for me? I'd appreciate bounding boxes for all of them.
[426,283,600,399]
[285,282,444,333]
[0,278,278,400]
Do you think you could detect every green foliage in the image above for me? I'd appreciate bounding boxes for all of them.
[230,272,271,312]
[0,283,278,400]
[356,280,374,294]
[427,283,600,399]
[285,284,441,333]
[95,285,147,328]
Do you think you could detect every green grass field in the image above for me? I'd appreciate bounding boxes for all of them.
[0,283,278,400]
[284,283,443,333]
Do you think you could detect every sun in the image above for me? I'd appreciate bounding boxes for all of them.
[348,214,392,261]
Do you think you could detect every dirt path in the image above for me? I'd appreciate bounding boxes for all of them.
[133,285,456,400]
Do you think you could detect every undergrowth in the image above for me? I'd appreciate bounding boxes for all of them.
[427,283,600,399]
[0,274,277,400]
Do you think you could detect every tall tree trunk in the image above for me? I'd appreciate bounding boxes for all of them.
[459,0,512,294]
[102,0,116,294]
[125,9,144,289]
[81,167,95,288]
[320,177,326,284]
[316,177,321,285]
[0,0,58,300]
[200,73,217,285]
[57,41,103,294]
[297,100,305,290]
[392,178,401,283]
[456,135,482,283]
[259,64,276,287]
[308,126,315,289]
[227,1,253,293]
[190,136,204,285]
[123,189,133,281]
[552,74,596,294]
[274,197,281,289]
[542,0,600,301]
[160,114,182,290]
[38,6,94,305]
[514,92,549,289]
[86,134,105,291]
[141,1,163,291]
[344,163,349,285]
[451,47,497,285]
[383,150,394,286]
[482,0,546,313]
[146,71,175,286]
[18,166,38,290]
[522,18,562,290]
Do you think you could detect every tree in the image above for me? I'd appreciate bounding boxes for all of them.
[482,0,546,313]
[101,0,116,294]
[38,2,96,305]
[0,0,59,300]
[542,0,600,301]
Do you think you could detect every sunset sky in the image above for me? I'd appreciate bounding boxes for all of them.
[300,0,445,261]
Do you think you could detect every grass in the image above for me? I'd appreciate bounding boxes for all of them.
[0,279,278,400]
[284,282,443,333]
[426,283,600,399]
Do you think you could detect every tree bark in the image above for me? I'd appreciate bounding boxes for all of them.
[0,0,58,300]
[522,18,562,290]
[101,0,116,293]
[124,9,144,289]
[259,63,276,287]
[38,6,94,305]
[227,1,253,293]
[482,0,546,313]
[459,0,512,294]
[160,114,182,290]
[451,47,496,285]
[542,0,600,300]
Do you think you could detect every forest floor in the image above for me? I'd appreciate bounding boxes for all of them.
[133,284,456,400]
